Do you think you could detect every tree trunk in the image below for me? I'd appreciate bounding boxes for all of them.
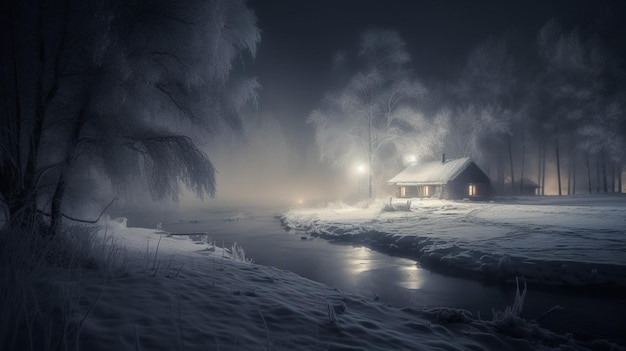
[497,153,505,194]
[541,143,546,195]
[9,0,22,167]
[367,116,373,199]
[2,2,25,227]
[536,142,542,195]
[571,149,576,195]
[48,107,87,236]
[519,131,526,194]
[617,163,622,194]
[555,131,562,196]
[586,153,592,194]
[596,157,600,194]
[611,162,615,192]
[508,135,515,194]
[602,153,608,193]
[49,176,67,236]
[567,155,571,196]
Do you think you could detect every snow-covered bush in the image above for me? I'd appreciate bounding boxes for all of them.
[230,242,254,264]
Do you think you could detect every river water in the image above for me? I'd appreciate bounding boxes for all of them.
[118,205,626,344]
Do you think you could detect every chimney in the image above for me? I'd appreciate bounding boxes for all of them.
[441,153,446,163]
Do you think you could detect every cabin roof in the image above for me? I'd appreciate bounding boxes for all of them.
[388,157,473,185]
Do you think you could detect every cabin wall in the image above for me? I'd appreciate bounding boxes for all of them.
[397,185,437,198]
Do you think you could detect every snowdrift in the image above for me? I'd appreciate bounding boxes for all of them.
[281,196,626,290]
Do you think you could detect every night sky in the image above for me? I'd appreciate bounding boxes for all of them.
[247,0,626,155]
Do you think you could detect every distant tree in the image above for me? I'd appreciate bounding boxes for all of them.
[308,29,427,198]
[0,0,260,233]
[452,39,522,192]
[536,19,611,195]
[578,98,626,192]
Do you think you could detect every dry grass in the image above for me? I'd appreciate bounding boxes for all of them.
[0,224,126,351]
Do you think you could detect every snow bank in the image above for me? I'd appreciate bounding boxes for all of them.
[281,196,626,289]
[65,216,621,351]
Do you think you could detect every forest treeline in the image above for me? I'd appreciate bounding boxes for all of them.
[309,20,625,197]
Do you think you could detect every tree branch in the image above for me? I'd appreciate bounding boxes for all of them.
[37,197,117,224]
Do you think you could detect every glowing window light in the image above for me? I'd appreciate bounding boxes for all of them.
[469,184,477,196]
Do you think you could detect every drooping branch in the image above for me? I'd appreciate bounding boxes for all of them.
[38,197,117,225]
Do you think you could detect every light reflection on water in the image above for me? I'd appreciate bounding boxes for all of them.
[395,264,425,290]
[347,246,373,275]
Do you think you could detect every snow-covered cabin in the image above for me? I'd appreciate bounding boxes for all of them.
[388,156,493,200]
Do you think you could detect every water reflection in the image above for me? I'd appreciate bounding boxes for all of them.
[346,246,373,275]
[395,264,425,290]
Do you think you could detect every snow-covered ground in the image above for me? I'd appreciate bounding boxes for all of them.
[47,208,623,350]
[7,201,622,350]
[281,195,626,290]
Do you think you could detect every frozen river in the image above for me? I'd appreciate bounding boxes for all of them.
[119,205,626,344]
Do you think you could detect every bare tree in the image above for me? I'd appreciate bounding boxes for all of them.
[308,29,427,198]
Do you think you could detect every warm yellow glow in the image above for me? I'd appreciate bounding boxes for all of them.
[469,184,476,196]
[357,164,366,174]
[297,199,304,204]
[406,154,417,164]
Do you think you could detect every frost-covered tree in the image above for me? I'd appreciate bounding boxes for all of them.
[536,19,610,195]
[452,39,522,193]
[308,29,427,198]
[0,0,260,233]
[578,98,626,193]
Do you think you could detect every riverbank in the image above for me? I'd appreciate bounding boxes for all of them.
[7,214,626,350]
[281,195,626,292]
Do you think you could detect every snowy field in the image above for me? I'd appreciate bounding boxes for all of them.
[281,195,626,290]
[30,210,621,351]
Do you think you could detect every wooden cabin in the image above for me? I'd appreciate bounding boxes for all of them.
[388,156,493,200]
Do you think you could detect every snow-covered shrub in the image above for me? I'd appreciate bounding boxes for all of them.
[491,277,533,338]
[230,242,254,263]
[202,235,216,251]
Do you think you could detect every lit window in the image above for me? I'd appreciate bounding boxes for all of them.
[400,186,406,197]
[469,184,476,196]
[422,186,429,196]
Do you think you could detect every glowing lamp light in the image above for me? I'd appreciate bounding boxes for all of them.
[357,164,366,174]
[297,199,304,205]
[406,154,417,164]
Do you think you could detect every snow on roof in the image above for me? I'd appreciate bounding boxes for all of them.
[388,157,472,185]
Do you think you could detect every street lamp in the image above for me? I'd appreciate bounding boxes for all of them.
[406,154,417,165]
[356,164,365,196]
